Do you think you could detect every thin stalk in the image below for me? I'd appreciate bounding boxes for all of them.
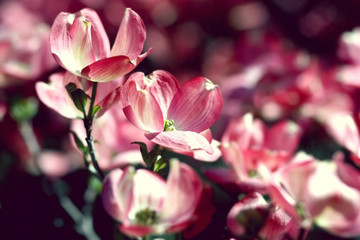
[84,82,104,180]
[53,180,100,240]
[18,120,41,175]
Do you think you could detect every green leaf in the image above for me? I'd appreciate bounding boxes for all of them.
[145,233,181,240]
[153,156,168,172]
[66,83,89,116]
[132,142,150,165]
[92,105,102,117]
[70,131,86,153]
[10,97,39,122]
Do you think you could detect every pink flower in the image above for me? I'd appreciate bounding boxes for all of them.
[50,8,151,82]
[37,150,81,179]
[227,192,301,240]
[205,113,301,193]
[268,152,360,237]
[101,160,202,237]
[70,103,153,170]
[121,70,222,157]
[0,1,56,86]
[35,71,123,119]
[324,113,360,164]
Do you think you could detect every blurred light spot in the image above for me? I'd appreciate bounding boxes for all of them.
[145,27,173,65]
[272,0,308,13]
[173,22,202,58]
[104,1,126,27]
[228,2,269,31]
[299,4,337,37]
[342,29,360,45]
[261,101,282,121]
[294,52,311,70]
[151,1,178,27]
[53,218,64,228]
[80,0,106,9]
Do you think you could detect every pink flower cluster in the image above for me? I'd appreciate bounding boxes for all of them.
[5,1,360,240]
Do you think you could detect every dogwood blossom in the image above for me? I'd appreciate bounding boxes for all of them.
[50,8,151,82]
[121,70,222,156]
[102,159,202,237]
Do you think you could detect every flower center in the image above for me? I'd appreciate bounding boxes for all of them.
[163,119,175,131]
[135,208,158,226]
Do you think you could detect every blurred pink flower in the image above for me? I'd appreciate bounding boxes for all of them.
[36,71,123,119]
[0,102,6,121]
[50,8,151,82]
[206,113,301,193]
[227,192,301,240]
[101,160,202,237]
[70,103,152,170]
[268,152,360,237]
[121,70,222,158]
[0,1,56,86]
[324,113,360,165]
[37,150,81,179]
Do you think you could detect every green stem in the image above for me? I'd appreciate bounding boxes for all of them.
[84,82,104,180]
[88,82,97,118]
[53,180,100,240]
[18,120,41,175]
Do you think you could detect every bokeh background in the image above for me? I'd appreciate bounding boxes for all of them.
[1,0,360,239]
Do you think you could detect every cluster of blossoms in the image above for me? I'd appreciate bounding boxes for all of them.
[35,7,223,239]
[3,1,360,240]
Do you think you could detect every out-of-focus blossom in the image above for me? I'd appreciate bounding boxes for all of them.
[0,102,6,121]
[121,70,222,159]
[338,27,360,64]
[268,152,360,237]
[324,113,360,165]
[50,8,151,82]
[228,2,269,31]
[182,183,216,239]
[35,71,123,119]
[227,192,301,240]
[0,1,56,86]
[337,27,360,88]
[37,150,81,179]
[206,113,301,193]
[70,103,151,170]
[101,159,202,237]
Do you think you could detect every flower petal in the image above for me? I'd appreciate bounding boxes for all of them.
[172,129,221,162]
[78,8,110,60]
[126,70,180,118]
[227,192,268,236]
[81,49,151,82]
[50,12,80,74]
[159,160,202,225]
[168,77,222,132]
[118,225,154,238]
[129,169,167,217]
[102,168,127,222]
[110,8,146,60]
[35,72,81,119]
[264,120,302,153]
[81,55,135,82]
[145,131,214,154]
[70,15,96,70]
[122,81,164,132]
[50,8,110,75]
